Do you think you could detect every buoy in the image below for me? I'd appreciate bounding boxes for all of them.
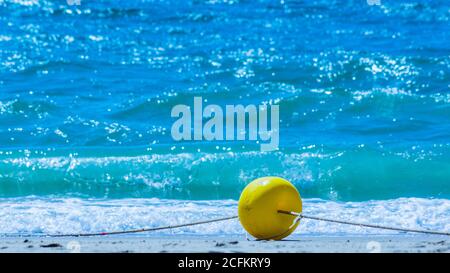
[238,177,302,240]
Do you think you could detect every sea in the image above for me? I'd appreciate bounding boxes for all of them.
[0,0,449,236]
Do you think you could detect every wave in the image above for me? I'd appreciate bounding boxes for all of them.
[0,147,449,200]
[0,197,448,236]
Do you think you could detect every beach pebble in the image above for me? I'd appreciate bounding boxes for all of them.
[40,243,62,248]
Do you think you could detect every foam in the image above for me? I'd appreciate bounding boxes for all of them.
[0,197,449,236]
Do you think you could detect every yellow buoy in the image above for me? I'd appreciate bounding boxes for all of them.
[238,177,302,240]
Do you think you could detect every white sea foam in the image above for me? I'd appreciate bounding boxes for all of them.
[0,197,449,236]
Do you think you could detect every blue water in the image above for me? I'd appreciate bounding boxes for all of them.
[0,0,449,235]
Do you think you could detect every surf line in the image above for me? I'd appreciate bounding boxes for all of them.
[3,177,449,238]
[3,212,449,238]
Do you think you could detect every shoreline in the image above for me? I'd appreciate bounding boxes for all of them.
[1,235,448,253]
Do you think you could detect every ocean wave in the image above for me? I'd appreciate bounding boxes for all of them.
[0,147,449,200]
[0,197,448,236]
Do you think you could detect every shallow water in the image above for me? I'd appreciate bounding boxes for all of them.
[0,197,449,236]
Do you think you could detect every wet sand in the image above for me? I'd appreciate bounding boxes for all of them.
[0,235,449,253]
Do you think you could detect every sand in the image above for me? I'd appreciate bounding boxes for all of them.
[0,235,449,253]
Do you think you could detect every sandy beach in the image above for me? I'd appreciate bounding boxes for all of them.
[1,0,449,259]
[0,235,448,253]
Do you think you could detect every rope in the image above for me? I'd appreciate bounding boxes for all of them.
[2,215,238,238]
[2,210,449,238]
[278,210,450,236]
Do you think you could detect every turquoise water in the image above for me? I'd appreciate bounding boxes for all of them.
[0,0,449,235]
[0,147,449,201]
